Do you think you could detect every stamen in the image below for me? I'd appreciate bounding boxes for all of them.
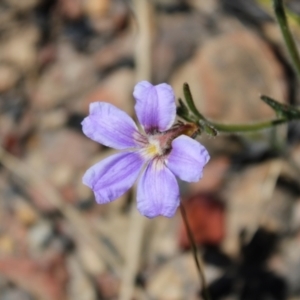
[140,138,163,160]
[146,144,159,156]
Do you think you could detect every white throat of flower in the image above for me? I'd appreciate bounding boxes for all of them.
[139,123,199,161]
[142,136,164,160]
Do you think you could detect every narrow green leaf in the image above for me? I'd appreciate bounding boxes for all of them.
[261,95,300,119]
[183,83,206,120]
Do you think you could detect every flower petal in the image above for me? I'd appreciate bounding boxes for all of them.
[83,152,144,204]
[166,135,210,182]
[133,81,176,133]
[137,159,179,218]
[82,102,142,149]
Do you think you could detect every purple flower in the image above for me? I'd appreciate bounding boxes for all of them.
[82,81,210,218]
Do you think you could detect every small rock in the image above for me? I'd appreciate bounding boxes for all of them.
[0,235,14,255]
[143,216,179,266]
[187,0,218,14]
[76,177,92,201]
[49,164,74,187]
[188,156,230,195]
[82,68,135,116]
[0,257,68,300]
[279,238,300,294]
[153,0,185,5]
[92,32,134,72]
[86,0,129,35]
[147,253,215,300]
[291,199,300,231]
[0,64,20,92]
[154,12,206,82]
[58,0,83,20]
[14,197,38,227]
[1,288,33,300]
[0,26,39,72]
[96,272,120,299]
[172,29,287,123]
[38,108,68,131]
[223,160,293,256]
[291,144,300,168]
[3,0,39,11]
[82,0,110,18]
[39,128,99,169]
[0,115,15,145]
[179,194,225,248]
[28,221,53,252]
[31,42,97,110]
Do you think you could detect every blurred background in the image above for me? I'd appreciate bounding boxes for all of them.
[1,0,300,299]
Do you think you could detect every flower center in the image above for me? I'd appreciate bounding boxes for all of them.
[141,123,199,160]
[144,138,163,157]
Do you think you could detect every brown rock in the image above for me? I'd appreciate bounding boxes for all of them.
[222,159,294,256]
[92,32,134,72]
[0,235,14,255]
[291,144,300,168]
[82,0,110,18]
[3,0,39,11]
[147,253,211,300]
[58,0,83,20]
[39,128,99,169]
[0,64,20,92]
[153,12,206,83]
[96,272,120,299]
[82,68,135,116]
[172,29,287,123]
[14,197,38,227]
[142,216,178,266]
[0,26,39,72]
[179,194,225,248]
[38,109,68,131]
[50,164,74,188]
[86,0,128,34]
[187,0,218,14]
[153,0,184,5]
[188,155,230,194]
[0,256,68,300]
[23,128,99,210]
[31,42,97,110]
[279,238,300,293]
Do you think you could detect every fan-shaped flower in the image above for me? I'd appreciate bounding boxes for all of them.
[82,81,209,218]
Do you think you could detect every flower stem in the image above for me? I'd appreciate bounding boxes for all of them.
[273,0,300,78]
[179,202,210,300]
[210,118,287,133]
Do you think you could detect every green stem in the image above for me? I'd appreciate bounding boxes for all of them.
[179,202,210,300]
[273,0,300,78]
[210,118,287,133]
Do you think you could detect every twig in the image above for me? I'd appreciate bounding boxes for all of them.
[119,0,153,299]
[119,197,148,300]
[133,0,153,82]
